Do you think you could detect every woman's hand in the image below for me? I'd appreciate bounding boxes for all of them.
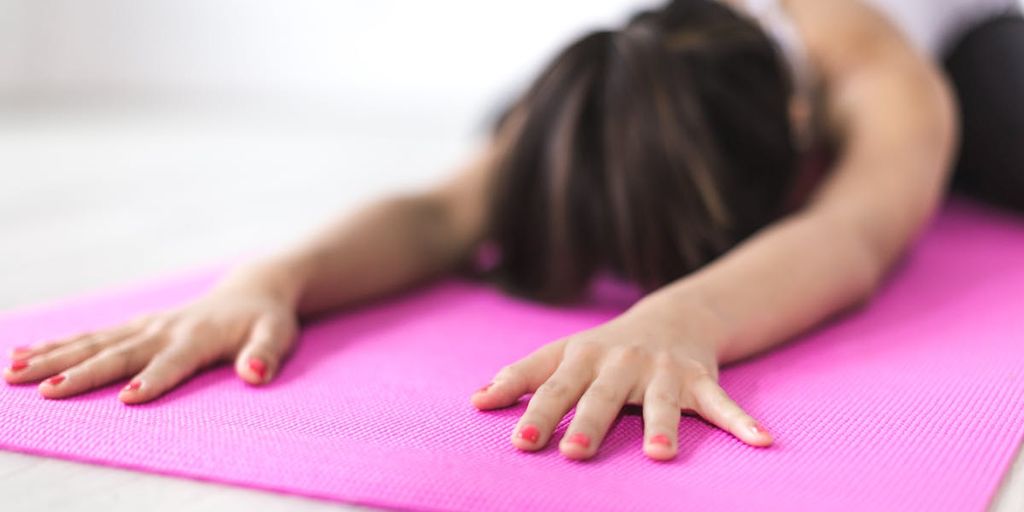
[3,275,299,403]
[470,297,773,461]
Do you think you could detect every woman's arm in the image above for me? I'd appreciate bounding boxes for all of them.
[224,144,495,317]
[6,144,495,401]
[639,0,957,363]
[471,0,957,461]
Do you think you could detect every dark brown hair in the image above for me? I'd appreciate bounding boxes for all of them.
[483,0,798,303]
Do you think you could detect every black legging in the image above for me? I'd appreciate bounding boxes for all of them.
[945,10,1024,213]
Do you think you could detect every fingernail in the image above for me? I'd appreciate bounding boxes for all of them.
[123,380,142,392]
[649,434,671,447]
[8,360,29,372]
[475,382,493,394]
[247,357,266,380]
[12,345,31,354]
[567,433,590,448]
[46,374,66,386]
[751,422,771,436]
[518,424,540,443]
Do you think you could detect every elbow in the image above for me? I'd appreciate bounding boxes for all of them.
[918,65,960,207]
[813,212,889,306]
[849,252,885,306]
[933,70,959,171]
[834,227,886,308]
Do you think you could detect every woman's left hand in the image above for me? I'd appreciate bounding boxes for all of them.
[470,298,773,461]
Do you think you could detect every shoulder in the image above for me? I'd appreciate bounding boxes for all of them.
[780,0,919,75]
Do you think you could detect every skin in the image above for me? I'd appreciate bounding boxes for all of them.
[4,0,955,461]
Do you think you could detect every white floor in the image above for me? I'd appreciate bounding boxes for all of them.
[0,101,1021,511]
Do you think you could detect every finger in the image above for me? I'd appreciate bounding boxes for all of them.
[559,361,638,460]
[8,317,148,362]
[4,330,128,384]
[120,336,209,405]
[690,374,772,447]
[234,315,297,385]
[471,339,566,410]
[510,358,592,451]
[641,373,683,461]
[8,340,60,361]
[39,333,161,399]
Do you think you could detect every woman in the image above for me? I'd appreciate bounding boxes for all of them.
[5,0,1021,462]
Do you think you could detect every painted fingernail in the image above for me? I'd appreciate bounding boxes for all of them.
[247,357,266,380]
[475,382,493,394]
[12,345,32,354]
[123,380,142,392]
[649,434,671,447]
[751,422,771,436]
[8,360,29,372]
[567,433,591,448]
[518,424,540,443]
[46,374,66,386]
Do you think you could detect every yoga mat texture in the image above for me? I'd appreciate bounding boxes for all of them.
[2,199,1024,511]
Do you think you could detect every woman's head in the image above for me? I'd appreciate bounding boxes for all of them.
[486,0,798,303]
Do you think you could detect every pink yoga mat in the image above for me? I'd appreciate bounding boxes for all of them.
[2,198,1023,511]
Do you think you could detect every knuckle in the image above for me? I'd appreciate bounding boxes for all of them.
[53,332,87,347]
[584,383,620,404]
[650,389,680,407]
[169,318,202,338]
[565,340,602,361]
[535,378,570,399]
[652,353,681,373]
[611,344,648,365]
[687,367,718,387]
[141,318,170,337]
[494,364,524,383]
[524,400,565,427]
[158,349,196,371]
[99,344,139,373]
[96,344,130,361]
[80,335,106,353]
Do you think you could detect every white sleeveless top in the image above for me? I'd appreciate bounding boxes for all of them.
[737,0,1015,149]
[743,0,1018,59]
[737,0,1018,152]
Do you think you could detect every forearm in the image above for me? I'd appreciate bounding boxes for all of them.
[219,194,468,317]
[636,2,956,365]
[636,210,887,365]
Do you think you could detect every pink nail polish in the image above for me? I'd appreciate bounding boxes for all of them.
[649,434,671,447]
[475,382,493,394]
[47,374,66,386]
[567,433,591,448]
[9,360,29,372]
[751,422,771,436]
[518,424,540,443]
[247,357,266,380]
[12,345,31,354]
[123,380,142,392]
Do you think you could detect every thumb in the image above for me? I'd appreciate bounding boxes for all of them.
[235,314,297,385]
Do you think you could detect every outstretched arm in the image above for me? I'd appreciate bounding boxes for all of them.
[646,0,957,364]
[471,0,956,461]
[227,144,495,318]
[6,143,495,401]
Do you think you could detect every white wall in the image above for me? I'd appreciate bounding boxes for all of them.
[0,0,28,95]
[0,0,660,310]
[0,0,656,112]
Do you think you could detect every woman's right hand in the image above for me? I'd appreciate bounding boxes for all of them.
[3,276,300,403]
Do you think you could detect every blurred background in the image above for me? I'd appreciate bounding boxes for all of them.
[2,2,1024,511]
[2,4,665,508]
[0,0,656,310]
